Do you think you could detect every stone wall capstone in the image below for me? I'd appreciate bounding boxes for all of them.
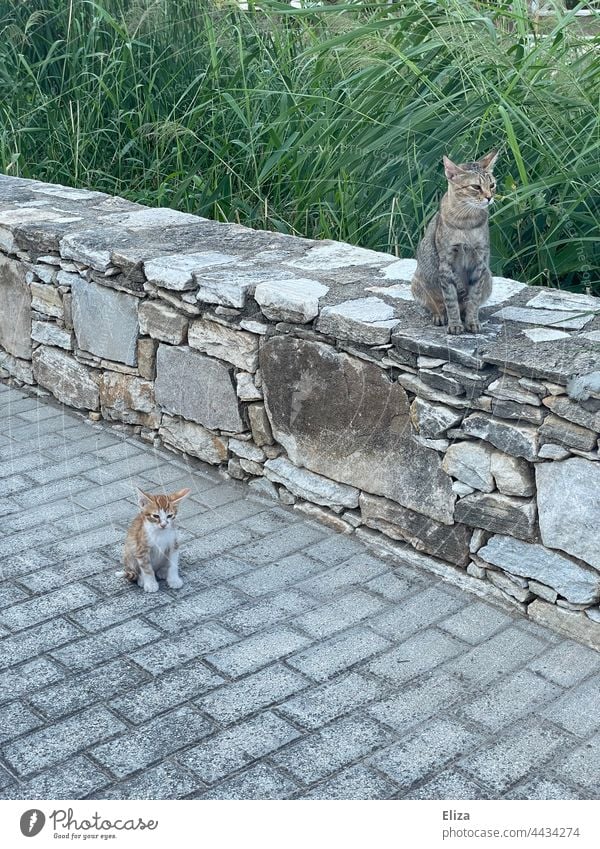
[1,173,599,650]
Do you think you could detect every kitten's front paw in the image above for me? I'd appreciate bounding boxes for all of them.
[432,315,446,327]
[447,323,464,335]
[143,579,159,593]
[464,322,482,334]
[167,577,184,589]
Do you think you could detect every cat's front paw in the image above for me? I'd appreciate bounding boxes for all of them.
[447,323,464,335]
[464,321,482,334]
[167,576,184,589]
[143,578,159,593]
[432,315,446,327]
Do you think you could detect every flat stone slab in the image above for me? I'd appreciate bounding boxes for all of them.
[0,254,31,360]
[255,278,329,324]
[145,252,238,291]
[317,298,398,345]
[284,241,395,271]
[31,346,99,410]
[492,306,594,330]
[264,457,359,509]
[70,277,139,366]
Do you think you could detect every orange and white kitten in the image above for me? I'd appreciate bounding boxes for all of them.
[117,487,191,592]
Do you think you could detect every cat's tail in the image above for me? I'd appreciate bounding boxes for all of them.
[115,568,137,582]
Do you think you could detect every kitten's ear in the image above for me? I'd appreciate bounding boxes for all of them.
[478,150,498,171]
[443,155,464,181]
[135,487,152,508]
[169,487,191,504]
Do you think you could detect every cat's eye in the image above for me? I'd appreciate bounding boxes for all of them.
[167,513,174,519]
[151,513,160,520]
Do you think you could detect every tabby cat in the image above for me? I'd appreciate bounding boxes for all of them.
[411,150,498,334]
[117,487,191,592]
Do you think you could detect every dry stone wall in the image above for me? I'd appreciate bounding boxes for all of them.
[1,174,599,648]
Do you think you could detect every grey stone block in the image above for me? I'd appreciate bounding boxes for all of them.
[287,626,392,682]
[0,582,99,631]
[370,718,481,790]
[460,721,571,794]
[3,705,127,777]
[292,590,386,639]
[129,623,237,675]
[271,715,393,785]
[541,676,600,738]
[29,659,150,719]
[278,671,383,731]
[110,660,224,724]
[71,276,139,365]
[503,776,582,801]
[90,706,214,779]
[2,755,109,801]
[102,762,201,800]
[366,629,464,685]
[0,253,31,359]
[553,734,600,794]
[297,553,387,599]
[0,619,82,671]
[527,641,600,687]
[50,619,161,673]
[155,344,243,431]
[198,763,299,800]
[300,764,396,800]
[446,626,549,686]
[0,701,44,744]
[439,600,513,645]
[144,586,243,633]
[370,585,465,641]
[205,626,311,678]
[461,669,561,731]
[196,663,310,724]
[231,523,326,566]
[231,553,328,598]
[368,672,466,733]
[0,658,64,706]
[401,769,491,800]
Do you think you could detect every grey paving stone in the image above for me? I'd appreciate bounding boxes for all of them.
[109,660,224,724]
[230,552,326,597]
[0,701,44,743]
[85,453,162,486]
[271,715,393,785]
[2,706,127,777]
[144,586,244,633]
[552,733,600,795]
[29,659,150,720]
[401,769,492,800]
[71,480,138,509]
[541,676,600,738]
[278,671,384,731]
[0,583,30,608]
[0,452,47,479]
[370,585,466,641]
[368,672,467,733]
[370,718,482,792]
[365,570,425,601]
[198,763,299,800]
[70,586,171,632]
[221,597,302,637]
[180,499,266,537]
[304,534,366,566]
[197,484,254,509]
[461,669,562,731]
[292,589,387,639]
[44,525,124,559]
[438,600,514,645]
[297,553,389,598]
[287,626,392,682]
[460,721,572,795]
[445,625,549,686]
[90,706,214,779]
[366,629,465,685]
[503,776,583,800]
[528,641,600,687]
[0,582,99,631]
[129,623,237,675]
[50,619,161,673]
[14,475,92,508]
[3,497,87,535]
[0,549,56,580]
[0,618,82,670]
[197,664,311,725]
[180,554,250,584]
[0,524,60,558]
[230,523,326,565]
[177,524,258,564]
[18,552,114,594]
[0,658,65,706]
[100,761,203,800]
[299,764,397,800]
[2,755,110,800]
[28,454,100,484]
[205,626,311,678]
[240,507,299,536]
[180,711,301,784]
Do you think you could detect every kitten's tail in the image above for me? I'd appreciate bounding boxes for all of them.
[115,568,137,582]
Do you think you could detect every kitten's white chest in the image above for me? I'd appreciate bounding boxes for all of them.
[144,522,176,563]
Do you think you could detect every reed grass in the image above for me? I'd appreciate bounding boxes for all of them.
[0,0,598,292]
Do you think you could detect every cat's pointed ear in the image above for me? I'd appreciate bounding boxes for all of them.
[169,487,191,504]
[478,150,498,171]
[135,487,152,508]
[443,155,464,181]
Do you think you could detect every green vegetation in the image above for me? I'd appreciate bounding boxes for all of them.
[0,0,598,292]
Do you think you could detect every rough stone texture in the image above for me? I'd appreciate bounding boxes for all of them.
[490,453,534,497]
[0,350,34,384]
[536,458,600,570]
[478,536,599,605]
[145,252,237,290]
[254,278,329,324]
[31,321,73,351]
[492,306,594,330]
[236,372,262,402]
[359,493,470,566]
[30,281,63,319]
[138,300,188,345]
[99,372,159,427]
[137,337,157,380]
[542,395,600,433]
[264,457,359,509]
[155,344,243,432]
[195,267,273,308]
[260,337,456,524]
[442,442,495,492]
[528,601,600,652]
[188,319,259,372]
[539,414,597,452]
[32,346,99,410]
[317,298,398,345]
[410,398,463,439]
[159,415,228,465]
[70,277,139,366]
[248,403,273,447]
[486,375,541,406]
[455,493,537,540]
[0,254,31,359]
[461,413,539,461]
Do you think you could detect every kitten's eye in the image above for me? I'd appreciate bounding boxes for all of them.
[167,513,174,519]
[151,513,160,520]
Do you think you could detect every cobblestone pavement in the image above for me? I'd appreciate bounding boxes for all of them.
[1,383,600,801]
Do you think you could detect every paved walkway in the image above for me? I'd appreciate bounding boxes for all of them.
[1,382,599,801]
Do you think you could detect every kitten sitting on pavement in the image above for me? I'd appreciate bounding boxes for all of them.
[116,487,191,592]
[411,150,498,335]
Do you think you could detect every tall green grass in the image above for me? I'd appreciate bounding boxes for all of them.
[0,0,598,292]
